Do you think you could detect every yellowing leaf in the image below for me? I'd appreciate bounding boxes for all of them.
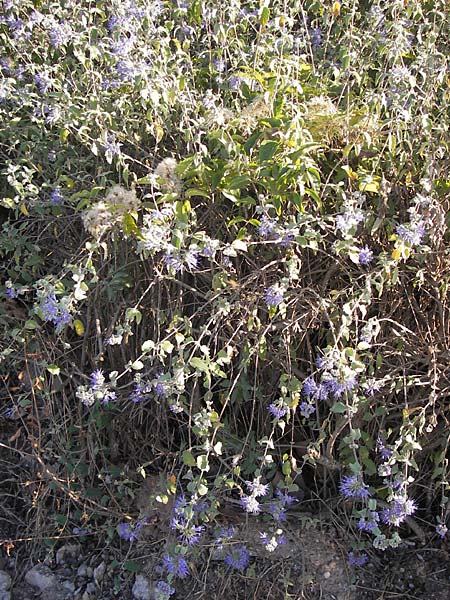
[391,248,402,261]
[20,203,29,216]
[73,319,85,336]
[359,179,380,193]
[154,124,164,143]
[331,1,341,17]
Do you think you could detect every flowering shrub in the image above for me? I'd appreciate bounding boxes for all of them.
[0,0,449,595]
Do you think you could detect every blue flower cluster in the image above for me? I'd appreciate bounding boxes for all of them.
[224,545,250,570]
[163,553,189,578]
[41,289,72,332]
[117,517,147,542]
[348,551,368,567]
[380,494,417,526]
[339,474,371,500]
[170,494,205,546]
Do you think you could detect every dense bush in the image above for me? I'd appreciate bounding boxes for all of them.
[1,0,449,594]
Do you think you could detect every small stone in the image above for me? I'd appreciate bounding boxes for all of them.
[86,567,93,578]
[25,564,59,591]
[93,561,106,584]
[132,574,152,600]
[323,571,331,579]
[56,544,81,565]
[0,572,11,591]
[77,564,88,578]
[82,592,91,600]
[86,582,96,594]
[62,579,76,593]
[42,585,72,600]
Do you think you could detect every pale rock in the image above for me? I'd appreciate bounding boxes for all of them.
[0,572,11,591]
[56,544,81,565]
[25,564,59,591]
[132,574,152,600]
[93,561,106,584]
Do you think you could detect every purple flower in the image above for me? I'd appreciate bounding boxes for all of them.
[106,16,119,31]
[89,369,105,390]
[275,489,297,507]
[163,554,189,579]
[359,246,374,265]
[358,511,380,533]
[281,231,295,248]
[179,524,205,546]
[41,291,71,332]
[376,437,393,460]
[299,401,315,418]
[184,249,199,271]
[240,494,261,514]
[260,531,286,551]
[165,251,184,272]
[303,377,329,401]
[339,475,371,500]
[396,220,426,245]
[267,502,287,522]
[5,283,16,299]
[50,188,63,205]
[104,135,121,157]
[364,379,383,397]
[130,379,152,403]
[310,27,323,47]
[303,376,318,396]
[34,71,52,93]
[224,545,250,570]
[117,522,138,542]
[153,375,168,398]
[155,580,175,599]
[316,356,329,370]
[380,496,417,527]
[214,526,235,550]
[336,210,364,235]
[213,58,226,73]
[348,551,368,567]
[268,403,288,419]
[49,22,72,47]
[436,523,448,539]
[72,527,89,536]
[258,215,277,238]
[265,285,284,307]
[228,75,242,90]
[323,373,357,399]
[245,479,270,497]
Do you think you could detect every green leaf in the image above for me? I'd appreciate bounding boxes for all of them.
[189,357,210,372]
[197,483,208,496]
[244,131,261,154]
[331,402,347,413]
[231,239,248,252]
[85,487,102,498]
[123,212,139,236]
[260,6,270,26]
[197,455,209,470]
[259,140,278,162]
[47,364,60,376]
[228,175,250,190]
[182,450,196,467]
[185,188,210,199]
[141,340,155,352]
[123,560,141,573]
[130,360,144,370]
[160,340,174,354]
